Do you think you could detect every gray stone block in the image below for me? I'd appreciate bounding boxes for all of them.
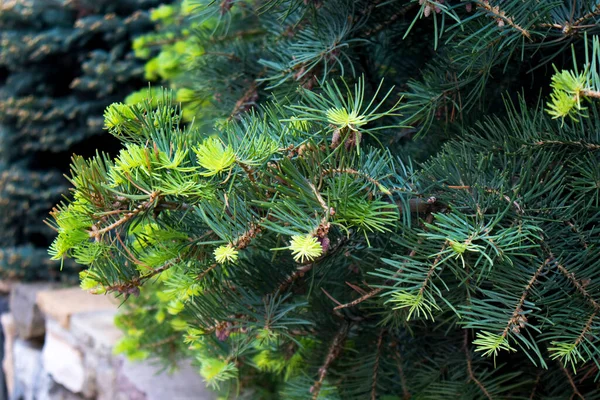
[117,358,216,400]
[12,338,44,400]
[70,310,122,357]
[9,283,57,339]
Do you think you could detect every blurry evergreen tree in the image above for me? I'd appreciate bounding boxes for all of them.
[0,0,168,280]
[50,0,600,398]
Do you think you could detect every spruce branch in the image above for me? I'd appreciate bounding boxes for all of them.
[464,330,493,400]
[551,255,600,311]
[310,323,349,400]
[500,259,547,338]
[475,1,532,40]
[559,361,585,400]
[370,329,384,400]
[334,214,434,311]
[391,341,410,400]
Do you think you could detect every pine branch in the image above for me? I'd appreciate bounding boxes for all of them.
[464,330,493,400]
[391,341,410,400]
[574,4,600,26]
[334,214,435,311]
[574,311,597,348]
[310,323,349,400]
[371,330,384,400]
[476,1,532,40]
[559,361,585,400]
[90,191,160,239]
[530,140,600,151]
[551,255,600,311]
[501,260,547,337]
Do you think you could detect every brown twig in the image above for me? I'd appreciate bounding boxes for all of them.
[464,330,493,400]
[559,361,585,399]
[391,342,411,400]
[476,1,532,40]
[310,324,349,400]
[334,214,435,311]
[371,330,385,400]
[551,255,600,311]
[501,260,547,337]
[531,140,600,150]
[89,191,160,239]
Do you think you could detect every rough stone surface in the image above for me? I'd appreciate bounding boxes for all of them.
[117,359,216,400]
[42,320,91,396]
[36,373,86,400]
[37,287,117,329]
[70,310,122,356]
[1,313,15,396]
[13,338,44,400]
[10,282,57,339]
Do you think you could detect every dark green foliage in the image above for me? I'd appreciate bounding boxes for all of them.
[0,0,167,280]
[50,0,600,398]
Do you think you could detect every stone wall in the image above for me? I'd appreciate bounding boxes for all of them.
[1,284,215,400]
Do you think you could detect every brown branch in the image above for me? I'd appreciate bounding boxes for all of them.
[551,255,600,311]
[275,237,346,295]
[197,263,219,281]
[89,191,160,239]
[476,1,532,40]
[363,3,417,36]
[574,311,597,348]
[581,89,600,99]
[104,259,176,294]
[310,324,349,400]
[559,361,585,400]
[228,83,258,121]
[464,330,493,400]
[417,241,448,297]
[334,214,435,311]
[574,4,600,26]
[501,260,547,337]
[391,343,411,400]
[531,140,600,150]
[528,372,542,400]
[371,330,385,400]
[322,168,387,190]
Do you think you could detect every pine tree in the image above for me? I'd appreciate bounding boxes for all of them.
[49,1,600,398]
[0,0,168,280]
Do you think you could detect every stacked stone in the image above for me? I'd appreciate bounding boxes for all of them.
[1,284,215,400]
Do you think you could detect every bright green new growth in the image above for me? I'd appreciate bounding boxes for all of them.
[48,0,600,399]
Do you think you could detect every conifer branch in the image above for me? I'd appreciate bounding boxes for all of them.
[89,191,160,239]
[418,241,448,297]
[530,140,600,150]
[391,342,410,400]
[528,372,542,400]
[104,258,177,295]
[574,4,600,26]
[334,214,434,310]
[197,263,219,281]
[559,361,585,400]
[580,89,600,99]
[464,330,493,400]
[371,330,384,400]
[574,311,597,348]
[310,323,349,400]
[551,255,600,311]
[476,1,532,40]
[501,260,547,337]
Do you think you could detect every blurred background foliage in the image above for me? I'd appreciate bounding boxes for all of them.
[0,0,170,281]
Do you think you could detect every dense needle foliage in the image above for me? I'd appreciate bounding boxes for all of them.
[49,1,600,398]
